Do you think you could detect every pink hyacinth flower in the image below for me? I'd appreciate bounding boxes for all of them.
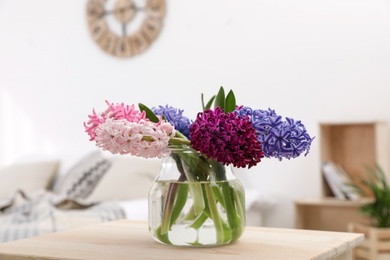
[84,101,146,141]
[94,118,175,159]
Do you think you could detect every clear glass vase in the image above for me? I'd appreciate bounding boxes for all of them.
[148,146,246,247]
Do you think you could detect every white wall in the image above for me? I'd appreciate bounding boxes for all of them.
[1,0,390,228]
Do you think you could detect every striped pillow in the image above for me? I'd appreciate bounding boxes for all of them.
[53,151,111,199]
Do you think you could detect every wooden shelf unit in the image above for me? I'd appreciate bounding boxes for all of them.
[295,122,389,232]
[320,122,389,197]
[295,198,371,232]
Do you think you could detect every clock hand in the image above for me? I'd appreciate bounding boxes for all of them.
[122,23,127,36]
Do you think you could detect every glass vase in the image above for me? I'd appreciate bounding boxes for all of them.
[148,146,246,247]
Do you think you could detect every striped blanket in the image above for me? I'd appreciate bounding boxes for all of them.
[0,190,126,243]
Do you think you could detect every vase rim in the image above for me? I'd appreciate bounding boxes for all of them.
[166,145,198,153]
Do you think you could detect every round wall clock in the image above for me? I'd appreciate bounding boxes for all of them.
[86,0,165,58]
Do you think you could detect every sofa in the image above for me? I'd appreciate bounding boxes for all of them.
[0,150,274,243]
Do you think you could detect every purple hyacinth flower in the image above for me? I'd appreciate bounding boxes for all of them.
[235,106,314,160]
[152,105,192,140]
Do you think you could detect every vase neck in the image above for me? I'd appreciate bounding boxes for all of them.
[157,150,237,182]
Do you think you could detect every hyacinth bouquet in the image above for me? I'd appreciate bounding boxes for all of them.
[84,87,314,246]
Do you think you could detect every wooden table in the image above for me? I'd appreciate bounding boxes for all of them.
[0,220,364,260]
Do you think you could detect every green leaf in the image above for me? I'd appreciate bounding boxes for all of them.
[205,96,216,110]
[214,86,225,110]
[358,163,390,227]
[376,164,388,189]
[201,93,205,111]
[224,90,236,113]
[205,184,225,243]
[169,184,189,227]
[139,103,159,123]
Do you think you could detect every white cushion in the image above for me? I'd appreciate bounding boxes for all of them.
[0,160,59,200]
[86,156,161,202]
[118,199,149,221]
